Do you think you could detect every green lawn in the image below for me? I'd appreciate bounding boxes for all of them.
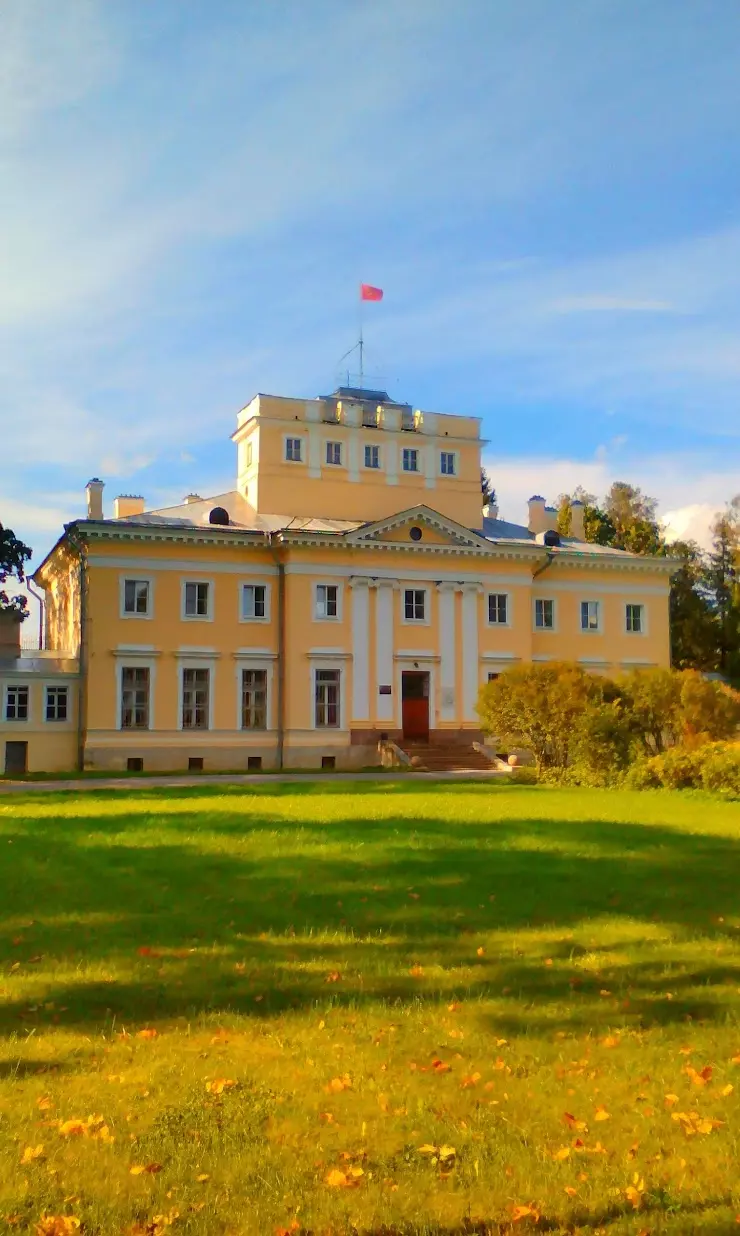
[1,783,739,1235]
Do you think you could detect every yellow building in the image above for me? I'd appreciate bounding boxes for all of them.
[1,386,673,774]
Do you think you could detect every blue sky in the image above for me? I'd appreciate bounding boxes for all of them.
[2,0,740,564]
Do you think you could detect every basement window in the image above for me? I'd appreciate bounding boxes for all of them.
[321,755,336,770]
[188,756,204,772]
[127,757,144,772]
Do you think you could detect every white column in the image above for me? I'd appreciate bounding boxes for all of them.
[375,581,395,724]
[461,584,481,721]
[437,583,456,721]
[424,441,437,490]
[386,441,398,486]
[350,578,370,721]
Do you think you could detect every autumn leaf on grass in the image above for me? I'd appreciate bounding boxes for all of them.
[431,1058,451,1073]
[418,1144,456,1166]
[461,1072,481,1088]
[685,1064,712,1086]
[325,1166,364,1188]
[35,1217,80,1236]
[21,1145,45,1164]
[511,1203,540,1223]
[137,947,160,958]
[130,1163,163,1176]
[137,1029,158,1040]
[624,1174,645,1209]
[58,1114,113,1141]
[205,1078,236,1095]
[564,1186,577,1197]
[327,1074,352,1093]
[409,965,424,977]
[476,947,485,957]
[325,971,341,983]
[721,1083,734,1097]
[601,1035,620,1048]
[671,1110,723,1136]
[552,1146,570,1161]
[563,1112,587,1132]
[594,1106,610,1122]
[664,1093,679,1106]
[195,1173,210,1183]
[36,1096,52,1111]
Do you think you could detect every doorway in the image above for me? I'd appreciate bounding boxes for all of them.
[402,671,430,740]
[4,741,28,775]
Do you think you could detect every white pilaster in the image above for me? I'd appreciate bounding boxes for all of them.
[348,434,360,482]
[386,442,398,487]
[424,441,437,489]
[307,424,321,478]
[437,583,456,721]
[375,581,395,723]
[350,578,370,720]
[461,584,481,721]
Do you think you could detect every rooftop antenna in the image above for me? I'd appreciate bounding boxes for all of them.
[335,283,383,390]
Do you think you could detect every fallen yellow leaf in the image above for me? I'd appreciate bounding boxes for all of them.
[35,1217,80,1236]
[721,1083,734,1097]
[553,1146,570,1161]
[21,1145,44,1164]
[594,1106,610,1122]
[205,1078,236,1095]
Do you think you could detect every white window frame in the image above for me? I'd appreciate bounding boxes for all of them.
[177,659,215,731]
[439,450,457,477]
[486,592,510,627]
[580,599,602,633]
[311,663,344,730]
[533,597,557,631]
[238,665,269,731]
[116,659,156,732]
[402,586,429,625]
[44,685,69,723]
[364,443,381,470]
[325,440,343,467]
[246,441,253,468]
[283,434,305,464]
[4,684,30,723]
[240,581,271,623]
[181,578,214,622]
[402,447,420,473]
[625,602,647,635]
[233,656,275,731]
[119,574,154,620]
[314,581,342,622]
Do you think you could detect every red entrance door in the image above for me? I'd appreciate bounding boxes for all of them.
[402,672,430,740]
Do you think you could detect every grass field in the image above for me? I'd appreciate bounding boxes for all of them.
[1,782,740,1235]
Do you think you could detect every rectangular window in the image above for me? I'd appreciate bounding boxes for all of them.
[487,672,500,682]
[626,603,644,633]
[5,685,29,721]
[535,599,555,629]
[285,437,302,462]
[315,668,340,728]
[246,441,253,468]
[315,584,339,619]
[45,686,68,722]
[123,579,150,616]
[440,451,456,476]
[488,593,508,625]
[121,667,150,730]
[404,588,426,621]
[242,583,267,620]
[402,448,419,473]
[182,668,209,729]
[326,441,342,466]
[184,581,209,617]
[241,669,267,730]
[364,444,380,469]
[581,600,600,631]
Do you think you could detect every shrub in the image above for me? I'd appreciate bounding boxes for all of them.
[699,742,740,796]
[679,672,740,745]
[477,662,603,774]
[569,700,636,786]
[620,668,682,754]
[623,756,662,790]
[651,746,703,789]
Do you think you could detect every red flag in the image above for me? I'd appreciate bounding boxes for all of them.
[360,283,383,301]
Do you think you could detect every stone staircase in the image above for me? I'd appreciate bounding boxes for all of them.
[400,741,497,773]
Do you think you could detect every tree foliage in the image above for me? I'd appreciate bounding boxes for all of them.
[0,522,32,620]
[477,662,603,772]
[481,468,496,507]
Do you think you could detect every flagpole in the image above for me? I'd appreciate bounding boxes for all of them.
[358,284,364,390]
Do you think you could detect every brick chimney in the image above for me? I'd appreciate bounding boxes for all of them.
[114,495,145,519]
[86,478,104,520]
[527,495,547,535]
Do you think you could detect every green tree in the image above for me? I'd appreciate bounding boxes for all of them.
[620,668,682,754]
[476,662,603,773]
[604,481,665,554]
[556,487,617,545]
[668,539,718,672]
[706,499,740,676]
[678,670,740,744]
[0,522,32,619]
[481,468,496,507]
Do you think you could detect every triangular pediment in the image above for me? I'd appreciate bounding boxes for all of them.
[344,505,491,550]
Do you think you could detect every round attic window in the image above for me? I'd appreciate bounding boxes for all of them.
[208,506,230,526]
[409,526,423,541]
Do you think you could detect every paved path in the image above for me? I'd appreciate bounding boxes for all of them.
[0,768,508,795]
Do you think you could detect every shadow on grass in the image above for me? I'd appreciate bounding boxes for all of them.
[1,784,739,1037]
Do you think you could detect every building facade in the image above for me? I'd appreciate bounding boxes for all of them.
[1,387,673,774]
